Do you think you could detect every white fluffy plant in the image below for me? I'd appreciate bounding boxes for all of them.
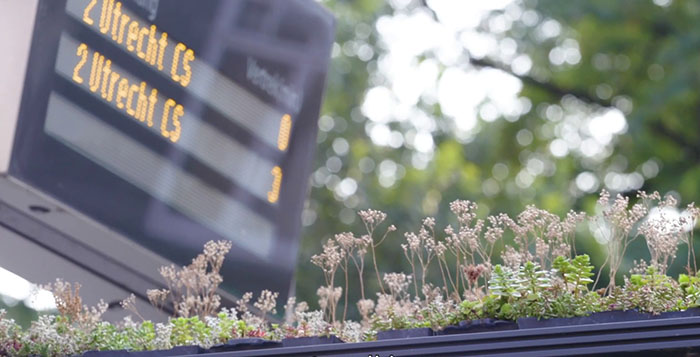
[294,310,330,337]
[638,194,700,275]
[0,310,23,356]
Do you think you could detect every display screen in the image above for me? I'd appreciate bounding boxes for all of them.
[11,0,333,299]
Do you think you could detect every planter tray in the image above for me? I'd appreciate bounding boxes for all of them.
[438,318,517,335]
[83,346,206,356]
[517,310,651,329]
[209,338,282,352]
[282,335,343,347]
[82,315,700,356]
[201,316,700,356]
[517,308,700,329]
[377,327,433,340]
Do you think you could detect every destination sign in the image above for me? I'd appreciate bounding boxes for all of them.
[7,0,334,302]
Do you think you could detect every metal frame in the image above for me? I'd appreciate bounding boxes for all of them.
[200,317,700,356]
[0,0,169,321]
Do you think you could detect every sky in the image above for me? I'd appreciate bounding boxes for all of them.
[0,267,55,311]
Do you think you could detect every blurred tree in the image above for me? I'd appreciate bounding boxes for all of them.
[0,298,39,329]
[296,0,700,317]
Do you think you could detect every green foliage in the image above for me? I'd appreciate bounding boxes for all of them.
[679,274,700,308]
[418,299,453,330]
[488,265,526,300]
[370,307,413,331]
[610,266,684,314]
[126,320,156,350]
[214,311,237,342]
[3,253,700,354]
[553,255,595,296]
[296,0,700,318]
[85,320,156,352]
[485,265,525,320]
[449,300,483,325]
[512,262,556,319]
[170,317,210,347]
[484,257,603,320]
[520,262,553,296]
[88,322,128,351]
[233,319,255,338]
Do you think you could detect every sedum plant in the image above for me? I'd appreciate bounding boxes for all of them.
[553,255,595,297]
[679,274,700,308]
[3,189,700,355]
[609,266,684,314]
[483,264,526,320]
[484,256,602,320]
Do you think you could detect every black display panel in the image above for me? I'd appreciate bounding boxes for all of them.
[11,0,334,300]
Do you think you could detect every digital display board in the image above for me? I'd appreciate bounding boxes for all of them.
[7,0,334,303]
